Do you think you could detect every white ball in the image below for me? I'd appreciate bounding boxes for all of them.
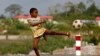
[72,20,83,29]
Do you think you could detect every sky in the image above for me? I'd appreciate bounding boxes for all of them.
[0,0,100,16]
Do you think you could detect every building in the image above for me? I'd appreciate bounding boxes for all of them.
[96,17,100,26]
[13,14,53,24]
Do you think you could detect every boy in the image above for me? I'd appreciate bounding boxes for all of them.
[28,8,70,56]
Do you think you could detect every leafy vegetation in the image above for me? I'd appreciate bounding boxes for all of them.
[0,1,100,54]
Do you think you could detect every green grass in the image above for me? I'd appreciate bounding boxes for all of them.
[39,36,75,53]
[0,36,75,54]
[0,40,33,54]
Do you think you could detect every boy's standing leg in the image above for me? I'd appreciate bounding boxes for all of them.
[33,37,41,56]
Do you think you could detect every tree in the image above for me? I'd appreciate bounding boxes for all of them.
[0,14,6,19]
[67,2,86,14]
[77,2,86,13]
[64,2,74,11]
[48,3,62,15]
[87,0,95,3]
[85,3,100,16]
[68,6,76,13]
[5,4,22,17]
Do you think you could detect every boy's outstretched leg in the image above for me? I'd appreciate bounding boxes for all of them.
[33,37,41,56]
[44,30,70,37]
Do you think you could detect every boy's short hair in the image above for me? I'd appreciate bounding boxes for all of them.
[30,8,37,14]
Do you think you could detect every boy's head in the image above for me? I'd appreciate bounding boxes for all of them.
[30,8,38,18]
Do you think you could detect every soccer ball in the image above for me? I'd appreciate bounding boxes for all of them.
[72,20,83,29]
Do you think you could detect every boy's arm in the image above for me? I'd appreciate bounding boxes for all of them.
[28,20,46,26]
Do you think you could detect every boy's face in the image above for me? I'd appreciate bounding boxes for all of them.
[30,10,38,18]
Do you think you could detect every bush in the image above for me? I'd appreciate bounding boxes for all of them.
[88,36,99,45]
[39,36,75,53]
[83,35,99,45]
[6,29,20,35]
[44,21,55,30]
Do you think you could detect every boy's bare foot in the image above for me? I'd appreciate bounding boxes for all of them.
[66,32,70,37]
